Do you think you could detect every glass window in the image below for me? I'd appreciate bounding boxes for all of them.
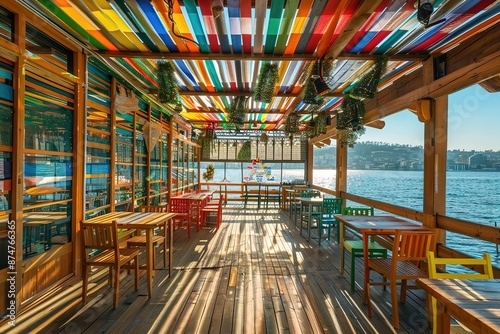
[313,144,336,188]
[446,84,500,258]
[346,111,424,211]
[0,6,14,42]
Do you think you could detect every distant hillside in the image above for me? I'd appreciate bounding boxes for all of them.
[313,142,500,171]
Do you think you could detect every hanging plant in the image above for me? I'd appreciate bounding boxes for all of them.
[303,78,325,105]
[202,164,215,182]
[198,126,217,156]
[237,140,252,160]
[351,56,389,99]
[227,96,247,129]
[254,63,279,103]
[338,127,365,148]
[156,60,179,104]
[314,112,327,135]
[260,132,269,143]
[284,112,300,135]
[337,95,366,130]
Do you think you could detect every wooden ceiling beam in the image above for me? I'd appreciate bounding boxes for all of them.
[152,90,344,97]
[98,51,317,61]
[97,51,425,62]
[336,53,427,61]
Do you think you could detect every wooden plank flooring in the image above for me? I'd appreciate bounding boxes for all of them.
[1,204,472,334]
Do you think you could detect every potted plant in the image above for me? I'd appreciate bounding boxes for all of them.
[202,164,214,182]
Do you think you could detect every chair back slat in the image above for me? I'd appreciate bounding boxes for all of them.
[427,251,494,279]
[322,198,343,215]
[81,221,120,261]
[393,230,437,262]
[139,205,167,213]
[170,198,190,212]
[343,207,374,216]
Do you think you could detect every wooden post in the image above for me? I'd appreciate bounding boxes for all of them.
[109,77,117,212]
[11,11,26,314]
[336,142,348,201]
[423,95,448,245]
[72,50,87,276]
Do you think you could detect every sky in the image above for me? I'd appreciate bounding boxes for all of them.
[360,84,500,151]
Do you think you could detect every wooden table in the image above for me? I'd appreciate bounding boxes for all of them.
[418,279,500,333]
[84,211,176,298]
[298,197,323,241]
[334,215,430,306]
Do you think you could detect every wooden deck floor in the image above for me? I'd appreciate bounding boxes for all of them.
[2,205,471,334]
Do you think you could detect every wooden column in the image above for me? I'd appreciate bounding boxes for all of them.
[307,141,313,183]
[423,96,448,244]
[72,51,86,276]
[11,11,26,314]
[109,77,117,212]
[336,142,348,199]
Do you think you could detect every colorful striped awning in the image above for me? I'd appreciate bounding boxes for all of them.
[27,0,500,130]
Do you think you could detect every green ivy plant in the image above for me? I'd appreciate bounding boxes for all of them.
[227,96,247,129]
[254,63,279,103]
[336,56,388,146]
[156,60,179,104]
[237,140,252,160]
[284,112,300,136]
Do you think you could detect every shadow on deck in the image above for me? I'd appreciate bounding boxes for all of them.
[1,205,472,333]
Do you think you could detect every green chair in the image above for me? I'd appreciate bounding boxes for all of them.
[292,190,316,227]
[319,198,343,243]
[342,207,387,292]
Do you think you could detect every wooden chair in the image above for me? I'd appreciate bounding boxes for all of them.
[127,205,168,269]
[342,207,387,292]
[366,229,437,328]
[201,195,224,230]
[427,251,493,334]
[81,221,140,308]
[170,198,192,237]
[319,198,343,243]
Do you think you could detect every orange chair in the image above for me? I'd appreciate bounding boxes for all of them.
[201,195,224,230]
[366,229,437,328]
[81,221,140,308]
[126,205,168,268]
[169,198,192,237]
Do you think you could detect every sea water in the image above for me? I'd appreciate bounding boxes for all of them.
[211,168,500,266]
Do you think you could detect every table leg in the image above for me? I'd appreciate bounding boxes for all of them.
[307,204,312,241]
[363,232,370,314]
[340,222,345,274]
[436,300,451,333]
[169,218,173,278]
[146,229,153,298]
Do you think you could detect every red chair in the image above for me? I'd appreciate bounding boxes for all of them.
[169,198,192,237]
[201,195,224,230]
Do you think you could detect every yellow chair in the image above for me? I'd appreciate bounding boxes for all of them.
[426,251,494,334]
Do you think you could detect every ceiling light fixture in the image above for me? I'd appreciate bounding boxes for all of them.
[211,0,224,19]
[417,0,446,29]
[313,58,330,96]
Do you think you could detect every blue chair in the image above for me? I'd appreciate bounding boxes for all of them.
[342,207,387,292]
[319,198,343,243]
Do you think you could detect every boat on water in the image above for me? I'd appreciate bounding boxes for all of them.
[1,1,500,332]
